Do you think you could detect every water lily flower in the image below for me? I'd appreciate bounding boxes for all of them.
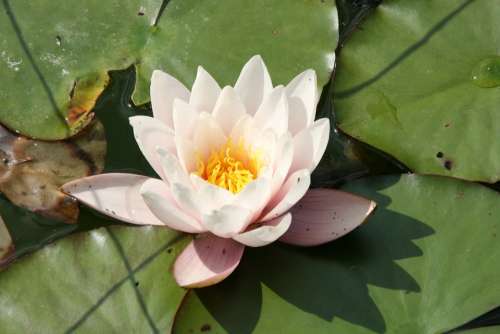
[62,55,376,288]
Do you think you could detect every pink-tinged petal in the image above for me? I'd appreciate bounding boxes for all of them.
[190,174,233,211]
[280,189,376,246]
[174,234,245,288]
[212,86,247,135]
[62,174,166,226]
[287,96,309,135]
[202,205,253,238]
[270,134,294,196]
[193,112,227,161]
[289,127,314,173]
[172,99,199,140]
[234,55,273,115]
[189,66,221,112]
[175,136,197,173]
[129,116,175,179]
[157,148,191,186]
[310,118,330,170]
[151,70,190,128]
[262,169,310,221]
[233,176,272,223]
[140,178,205,233]
[234,213,291,247]
[286,69,318,128]
[253,86,289,136]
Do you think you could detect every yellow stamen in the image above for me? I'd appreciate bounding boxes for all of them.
[196,139,263,194]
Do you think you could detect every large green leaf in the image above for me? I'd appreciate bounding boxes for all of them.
[333,0,500,183]
[0,225,189,333]
[133,0,339,103]
[1,0,338,139]
[0,0,163,139]
[173,174,500,333]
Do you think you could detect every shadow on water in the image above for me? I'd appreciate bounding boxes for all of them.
[194,176,435,334]
[335,0,475,98]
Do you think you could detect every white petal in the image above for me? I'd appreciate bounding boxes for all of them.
[212,86,247,135]
[193,112,227,161]
[233,176,272,222]
[156,148,191,186]
[286,69,318,128]
[234,55,273,116]
[310,118,330,170]
[253,86,289,136]
[287,96,310,135]
[129,116,175,179]
[172,99,199,140]
[190,174,234,211]
[140,178,204,233]
[270,134,294,196]
[289,127,314,173]
[262,169,311,221]
[62,174,165,226]
[234,213,291,247]
[170,182,203,220]
[202,205,253,238]
[150,70,190,128]
[175,136,197,174]
[189,66,221,112]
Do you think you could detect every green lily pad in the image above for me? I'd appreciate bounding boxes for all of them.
[0,225,189,333]
[132,0,339,103]
[1,0,338,140]
[173,174,500,333]
[333,0,500,182]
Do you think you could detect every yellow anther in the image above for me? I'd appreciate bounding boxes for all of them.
[196,139,262,193]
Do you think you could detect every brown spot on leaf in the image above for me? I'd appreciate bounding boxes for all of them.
[200,324,211,332]
[444,160,453,170]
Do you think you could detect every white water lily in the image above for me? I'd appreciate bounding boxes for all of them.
[62,55,376,288]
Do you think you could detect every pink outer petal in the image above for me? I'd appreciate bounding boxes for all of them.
[61,174,166,226]
[280,189,377,247]
[234,213,292,247]
[173,234,245,288]
[129,116,175,179]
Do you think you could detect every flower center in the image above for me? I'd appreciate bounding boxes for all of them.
[196,139,263,194]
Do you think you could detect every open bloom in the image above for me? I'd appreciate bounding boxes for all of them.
[62,55,376,288]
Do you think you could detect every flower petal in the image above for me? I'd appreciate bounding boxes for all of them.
[280,189,376,246]
[129,116,175,179]
[270,134,294,196]
[189,66,221,112]
[262,169,310,221]
[173,234,244,288]
[253,86,289,136]
[234,213,291,247]
[233,176,272,223]
[140,178,204,233]
[175,136,197,173]
[157,147,191,186]
[289,127,314,173]
[202,205,253,238]
[172,99,199,140]
[150,70,190,128]
[62,174,165,226]
[193,112,227,161]
[310,118,330,170]
[286,69,318,128]
[190,174,233,210]
[234,55,273,116]
[212,86,247,135]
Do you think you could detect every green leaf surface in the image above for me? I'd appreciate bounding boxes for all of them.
[333,0,500,183]
[173,174,500,333]
[133,0,339,103]
[1,0,338,139]
[0,225,189,333]
[0,0,162,139]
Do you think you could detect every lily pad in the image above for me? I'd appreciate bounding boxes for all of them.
[333,0,500,182]
[173,174,500,333]
[1,0,338,140]
[0,225,189,333]
[132,0,339,103]
[0,121,106,223]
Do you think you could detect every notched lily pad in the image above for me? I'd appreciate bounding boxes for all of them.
[0,121,106,223]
